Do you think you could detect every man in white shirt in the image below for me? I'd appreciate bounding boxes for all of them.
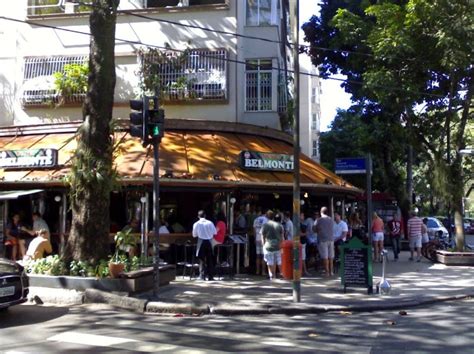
[333,212,348,260]
[253,208,268,276]
[192,210,217,281]
[283,211,294,241]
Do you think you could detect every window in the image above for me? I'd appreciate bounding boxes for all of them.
[311,88,316,103]
[142,49,227,101]
[245,59,273,111]
[27,0,88,16]
[145,0,225,8]
[311,113,317,130]
[427,219,438,228]
[312,140,319,157]
[246,0,277,26]
[22,55,88,106]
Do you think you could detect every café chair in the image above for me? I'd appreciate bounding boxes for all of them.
[176,242,199,280]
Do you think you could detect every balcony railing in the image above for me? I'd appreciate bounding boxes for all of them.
[141,49,228,102]
[22,55,88,106]
[27,0,226,16]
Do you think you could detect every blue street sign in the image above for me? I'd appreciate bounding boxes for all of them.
[335,157,367,174]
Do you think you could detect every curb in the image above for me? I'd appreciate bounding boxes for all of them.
[84,289,147,313]
[146,293,474,316]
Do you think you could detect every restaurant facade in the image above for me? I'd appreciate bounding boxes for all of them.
[0,119,360,258]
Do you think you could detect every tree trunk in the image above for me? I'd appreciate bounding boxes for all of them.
[65,0,120,263]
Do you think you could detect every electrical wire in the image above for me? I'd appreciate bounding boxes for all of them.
[0,15,445,99]
[73,0,374,58]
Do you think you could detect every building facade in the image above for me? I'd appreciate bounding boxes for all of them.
[0,0,291,130]
[299,54,321,163]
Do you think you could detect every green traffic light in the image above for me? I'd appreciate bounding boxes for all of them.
[153,126,160,136]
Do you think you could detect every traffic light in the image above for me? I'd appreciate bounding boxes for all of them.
[149,107,165,139]
[129,97,150,146]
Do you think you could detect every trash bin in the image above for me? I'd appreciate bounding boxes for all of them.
[281,240,302,280]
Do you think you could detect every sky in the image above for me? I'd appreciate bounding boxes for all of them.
[299,1,352,132]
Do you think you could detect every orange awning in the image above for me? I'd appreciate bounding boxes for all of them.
[0,121,359,195]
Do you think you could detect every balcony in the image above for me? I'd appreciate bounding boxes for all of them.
[141,49,228,103]
[22,55,88,106]
[27,0,227,16]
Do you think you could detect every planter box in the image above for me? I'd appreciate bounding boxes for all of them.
[436,250,474,266]
[28,265,176,295]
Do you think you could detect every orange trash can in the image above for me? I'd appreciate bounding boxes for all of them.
[280,240,302,280]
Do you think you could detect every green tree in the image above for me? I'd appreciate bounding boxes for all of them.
[303,0,473,250]
[64,0,120,263]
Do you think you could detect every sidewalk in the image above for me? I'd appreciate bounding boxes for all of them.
[138,250,474,315]
[30,250,474,315]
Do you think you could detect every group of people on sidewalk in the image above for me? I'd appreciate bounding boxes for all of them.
[190,206,432,282]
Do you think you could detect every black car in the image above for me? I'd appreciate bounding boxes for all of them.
[0,258,29,310]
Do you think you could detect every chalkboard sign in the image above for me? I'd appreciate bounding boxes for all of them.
[340,237,373,294]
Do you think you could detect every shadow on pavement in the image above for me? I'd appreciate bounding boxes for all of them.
[0,304,69,329]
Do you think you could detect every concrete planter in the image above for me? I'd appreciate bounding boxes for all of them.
[436,250,474,266]
[28,265,176,295]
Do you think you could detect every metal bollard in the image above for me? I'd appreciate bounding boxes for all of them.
[377,249,392,295]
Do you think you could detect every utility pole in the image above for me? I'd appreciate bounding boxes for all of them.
[290,0,301,303]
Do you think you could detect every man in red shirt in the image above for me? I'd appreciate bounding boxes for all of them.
[407,210,423,262]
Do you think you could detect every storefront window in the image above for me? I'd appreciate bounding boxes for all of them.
[245,59,273,111]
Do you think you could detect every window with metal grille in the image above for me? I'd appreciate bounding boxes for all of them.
[277,73,288,113]
[27,0,88,16]
[146,0,225,7]
[142,49,227,101]
[246,59,273,112]
[22,55,88,106]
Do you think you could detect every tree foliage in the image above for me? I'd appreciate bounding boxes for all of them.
[303,0,473,249]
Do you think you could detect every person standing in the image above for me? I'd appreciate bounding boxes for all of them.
[253,208,268,276]
[349,212,364,240]
[283,211,294,241]
[192,210,217,281]
[212,212,227,248]
[371,212,385,262]
[387,214,403,261]
[421,217,430,256]
[314,207,335,277]
[407,210,423,262]
[261,210,283,281]
[333,212,348,260]
[5,214,23,261]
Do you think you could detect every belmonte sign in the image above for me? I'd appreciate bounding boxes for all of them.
[0,149,58,169]
[239,151,294,172]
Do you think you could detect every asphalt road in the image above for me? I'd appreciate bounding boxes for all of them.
[1,299,474,353]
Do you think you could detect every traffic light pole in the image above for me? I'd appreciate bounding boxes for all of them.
[152,136,161,298]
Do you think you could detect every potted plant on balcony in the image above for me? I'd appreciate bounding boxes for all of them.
[53,62,88,106]
[109,228,136,278]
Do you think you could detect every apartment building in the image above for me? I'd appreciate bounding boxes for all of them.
[0,1,357,245]
[0,0,291,129]
[300,54,321,163]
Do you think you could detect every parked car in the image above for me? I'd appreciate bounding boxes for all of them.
[424,217,450,239]
[464,218,474,234]
[0,258,29,310]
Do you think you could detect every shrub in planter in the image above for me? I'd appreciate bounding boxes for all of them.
[109,228,136,278]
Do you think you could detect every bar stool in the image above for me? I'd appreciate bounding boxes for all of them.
[215,243,234,280]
